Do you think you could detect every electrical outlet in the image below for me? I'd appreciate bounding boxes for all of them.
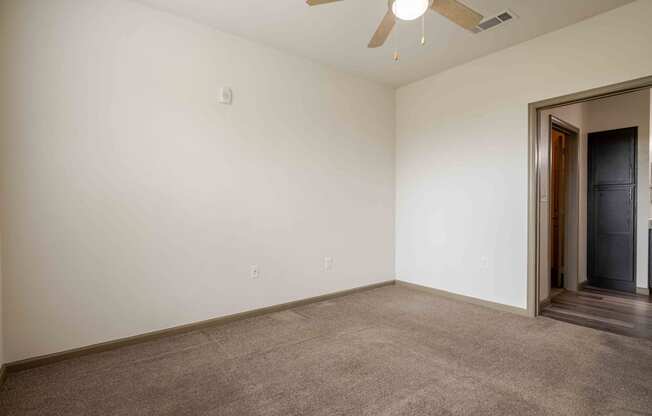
[250,265,260,279]
[324,257,333,271]
[480,256,490,270]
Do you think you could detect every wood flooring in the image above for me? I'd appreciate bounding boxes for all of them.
[541,285,652,340]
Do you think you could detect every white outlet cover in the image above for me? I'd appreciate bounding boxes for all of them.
[324,257,333,271]
[250,265,259,279]
[480,256,490,269]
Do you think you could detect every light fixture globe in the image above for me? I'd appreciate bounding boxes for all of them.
[391,0,430,21]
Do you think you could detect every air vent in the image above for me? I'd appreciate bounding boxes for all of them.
[478,17,501,31]
[497,12,513,22]
[471,10,517,33]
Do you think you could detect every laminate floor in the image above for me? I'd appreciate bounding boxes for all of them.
[541,286,652,340]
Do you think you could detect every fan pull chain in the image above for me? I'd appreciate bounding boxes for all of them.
[393,21,400,62]
[421,15,426,45]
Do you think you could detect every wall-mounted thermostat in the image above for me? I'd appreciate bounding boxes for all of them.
[219,87,233,105]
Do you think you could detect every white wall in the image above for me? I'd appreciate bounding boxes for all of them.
[396,0,652,310]
[0,0,396,362]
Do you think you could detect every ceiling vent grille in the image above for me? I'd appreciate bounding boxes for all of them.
[471,10,516,34]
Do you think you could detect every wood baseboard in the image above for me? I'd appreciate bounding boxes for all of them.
[539,297,552,309]
[3,279,537,374]
[396,280,529,317]
[6,280,396,373]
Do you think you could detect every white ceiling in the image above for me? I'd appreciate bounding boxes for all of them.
[136,0,634,87]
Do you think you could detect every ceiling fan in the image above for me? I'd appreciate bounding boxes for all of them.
[306,0,483,48]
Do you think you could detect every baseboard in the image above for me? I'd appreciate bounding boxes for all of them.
[396,280,529,317]
[0,364,7,389]
[539,297,552,309]
[6,280,395,373]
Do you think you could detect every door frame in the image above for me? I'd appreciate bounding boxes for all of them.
[527,75,652,317]
[548,116,580,295]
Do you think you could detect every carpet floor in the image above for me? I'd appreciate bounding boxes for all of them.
[1,285,652,415]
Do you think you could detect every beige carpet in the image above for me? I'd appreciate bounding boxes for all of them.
[1,285,652,415]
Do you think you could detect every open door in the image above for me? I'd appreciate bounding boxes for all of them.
[550,128,567,289]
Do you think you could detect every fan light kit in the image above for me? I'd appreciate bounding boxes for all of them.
[392,0,430,21]
[306,0,483,61]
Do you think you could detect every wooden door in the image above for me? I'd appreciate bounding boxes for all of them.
[550,129,567,288]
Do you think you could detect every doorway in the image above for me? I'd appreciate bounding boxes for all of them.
[550,127,566,290]
[528,76,652,318]
[548,117,580,301]
[533,88,652,339]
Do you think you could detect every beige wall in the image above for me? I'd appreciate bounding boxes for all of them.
[0,0,396,362]
[538,90,651,302]
[396,0,652,310]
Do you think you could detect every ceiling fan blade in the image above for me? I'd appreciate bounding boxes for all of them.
[368,10,395,48]
[431,0,483,31]
[306,0,343,5]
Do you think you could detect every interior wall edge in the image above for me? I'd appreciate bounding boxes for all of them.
[0,364,6,389]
